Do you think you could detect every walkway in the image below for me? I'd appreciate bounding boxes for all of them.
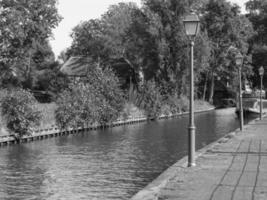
[132,117,267,200]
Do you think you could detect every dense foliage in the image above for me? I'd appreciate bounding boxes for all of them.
[66,0,257,107]
[0,0,62,91]
[67,1,210,97]
[1,89,42,137]
[55,66,124,129]
[201,0,254,102]
[245,0,267,88]
[2,0,267,131]
[139,81,163,118]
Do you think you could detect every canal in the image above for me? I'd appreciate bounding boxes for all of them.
[0,108,255,199]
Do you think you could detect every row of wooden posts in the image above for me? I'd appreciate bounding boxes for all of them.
[0,109,213,147]
[0,117,150,147]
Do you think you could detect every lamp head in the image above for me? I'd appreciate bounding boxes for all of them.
[183,13,200,38]
[259,66,264,76]
[235,52,243,66]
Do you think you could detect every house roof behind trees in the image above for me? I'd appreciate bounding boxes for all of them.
[60,56,90,76]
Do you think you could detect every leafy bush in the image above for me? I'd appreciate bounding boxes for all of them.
[120,102,145,120]
[159,94,190,115]
[55,85,94,129]
[35,66,70,100]
[139,81,163,118]
[36,103,57,129]
[160,104,172,116]
[1,89,42,137]
[164,95,181,114]
[55,66,124,129]
[177,95,189,112]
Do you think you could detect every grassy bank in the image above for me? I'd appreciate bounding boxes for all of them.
[195,100,214,111]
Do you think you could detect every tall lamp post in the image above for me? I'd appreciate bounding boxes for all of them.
[183,13,200,167]
[235,52,244,131]
[259,66,264,120]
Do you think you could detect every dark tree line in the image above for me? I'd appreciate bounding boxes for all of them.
[65,0,262,105]
[1,0,267,104]
[2,0,267,133]
[0,0,67,98]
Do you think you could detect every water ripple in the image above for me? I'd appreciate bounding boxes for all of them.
[0,108,254,199]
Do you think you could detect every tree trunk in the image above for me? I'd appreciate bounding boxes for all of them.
[123,57,142,87]
[25,51,32,89]
[97,56,101,69]
[202,72,208,101]
[208,71,215,104]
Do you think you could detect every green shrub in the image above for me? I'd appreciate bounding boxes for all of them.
[120,102,145,120]
[139,81,163,118]
[1,89,42,137]
[177,95,189,112]
[164,96,181,114]
[55,67,124,129]
[160,104,172,115]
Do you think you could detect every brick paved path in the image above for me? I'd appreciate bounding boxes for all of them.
[132,118,267,200]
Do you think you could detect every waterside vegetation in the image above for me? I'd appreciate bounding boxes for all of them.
[1,0,267,136]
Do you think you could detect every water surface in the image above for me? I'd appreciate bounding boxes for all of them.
[0,108,254,199]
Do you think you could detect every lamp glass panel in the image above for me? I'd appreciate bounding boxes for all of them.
[184,21,198,36]
[259,67,264,76]
[235,56,243,66]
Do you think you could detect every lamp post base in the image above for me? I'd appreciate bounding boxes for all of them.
[238,68,244,131]
[188,162,196,167]
[188,126,196,167]
[260,76,263,120]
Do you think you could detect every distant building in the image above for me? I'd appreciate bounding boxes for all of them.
[60,56,91,77]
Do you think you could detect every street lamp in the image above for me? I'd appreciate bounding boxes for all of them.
[235,52,244,131]
[259,66,264,120]
[183,12,200,167]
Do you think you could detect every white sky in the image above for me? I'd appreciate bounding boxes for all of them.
[50,0,247,58]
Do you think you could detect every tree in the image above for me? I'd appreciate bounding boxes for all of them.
[201,0,254,103]
[245,0,267,88]
[68,0,211,102]
[142,0,211,98]
[246,0,267,45]
[12,40,56,89]
[57,49,69,64]
[68,19,108,66]
[0,0,61,88]
[68,2,159,88]
[102,2,160,82]
[142,0,189,96]
[33,61,70,98]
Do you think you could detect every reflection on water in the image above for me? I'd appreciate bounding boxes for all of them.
[0,108,255,199]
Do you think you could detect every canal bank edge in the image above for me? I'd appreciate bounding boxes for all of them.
[0,107,215,147]
[131,113,264,200]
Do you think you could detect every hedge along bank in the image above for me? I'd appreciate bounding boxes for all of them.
[0,105,215,147]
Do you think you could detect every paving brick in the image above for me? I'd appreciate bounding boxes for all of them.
[254,187,267,200]
[233,186,253,200]
[221,171,243,186]
[256,172,267,187]
[239,172,257,187]
[210,185,234,200]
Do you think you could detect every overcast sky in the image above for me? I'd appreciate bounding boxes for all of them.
[50,0,247,58]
